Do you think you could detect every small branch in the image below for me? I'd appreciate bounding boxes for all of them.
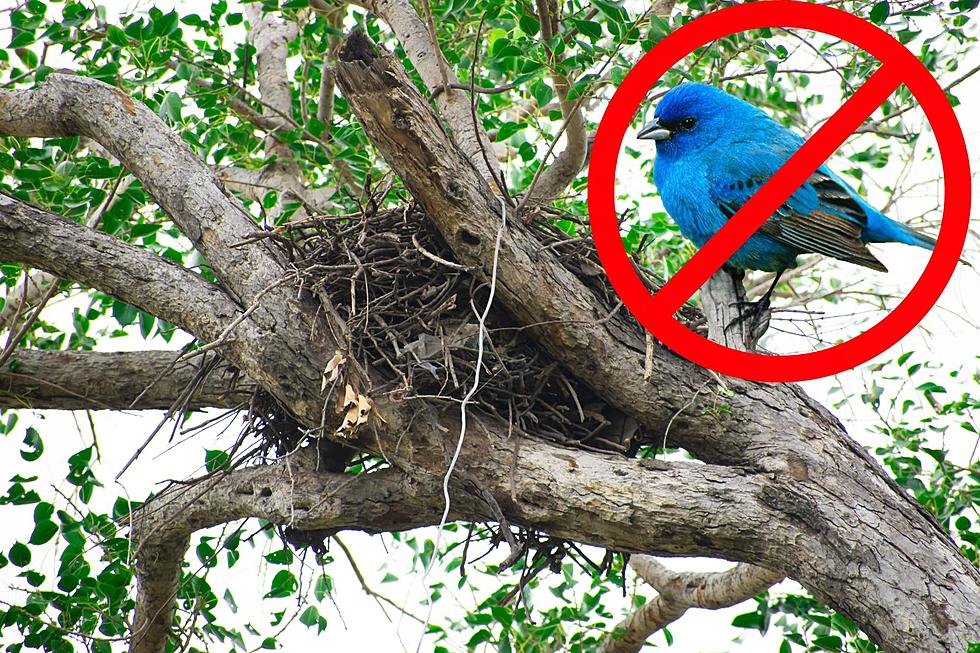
[523,0,588,205]
[599,559,782,653]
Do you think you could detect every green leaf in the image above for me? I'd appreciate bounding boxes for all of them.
[139,311,155,338]
[10,31,37,48]
[813,635,843,651]
[106,25,128,47]
[495,122,524,141]
[490,605,512,628]
[161,92,183,123]
[265,570,298,598]
[870,1,889,24]
[204,449,230,472]
[574,19,603,41]
[265,549,294,565]
[518,14,539,36]
[112,301,139,327]
[21,427,43,462]
[224,588,238,613]
[314,574,332,601]
[29,520,57,545]
[731,611,764,630]
[299,605,326,632]
[9,542,31,567]
[467,629,492,647]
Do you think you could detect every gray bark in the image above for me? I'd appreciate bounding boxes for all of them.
[0,349,251,411]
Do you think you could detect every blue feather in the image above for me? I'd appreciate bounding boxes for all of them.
[640,82,935,273]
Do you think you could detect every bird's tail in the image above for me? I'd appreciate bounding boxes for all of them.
[894,222,937,250]
[886,221,974,267]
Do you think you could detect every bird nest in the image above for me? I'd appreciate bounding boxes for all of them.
[267,203,699,455]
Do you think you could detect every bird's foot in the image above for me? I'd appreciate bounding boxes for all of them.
[725,296,772,348]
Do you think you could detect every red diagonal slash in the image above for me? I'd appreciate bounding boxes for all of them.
[648,63,904,317]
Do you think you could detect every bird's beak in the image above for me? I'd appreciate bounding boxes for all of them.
[637,117,671,141]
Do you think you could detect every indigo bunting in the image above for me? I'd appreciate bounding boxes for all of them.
[638,83,936,305]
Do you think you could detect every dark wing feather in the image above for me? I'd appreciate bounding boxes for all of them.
[807,169,867,223]
[759,209,887,272]
[715,170,887,272]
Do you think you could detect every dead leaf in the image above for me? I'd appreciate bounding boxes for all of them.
[322,351,347,390]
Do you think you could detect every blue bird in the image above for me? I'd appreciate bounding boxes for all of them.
[638,82,936,307]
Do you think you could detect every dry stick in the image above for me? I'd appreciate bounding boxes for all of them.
[118,276,289,480]
[334,535,428,625]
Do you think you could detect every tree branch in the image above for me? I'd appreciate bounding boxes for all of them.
[243,6,324,223]
[0,73,356,424]
[126,414,789,652]
[0,194,242,338]
[603,273,781,652]
[0,349,251,411]
[600,560,783,653]
[351,0,503,185]
[524,0,588,205]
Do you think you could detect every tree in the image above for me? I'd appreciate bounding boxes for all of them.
[0,1,978,652]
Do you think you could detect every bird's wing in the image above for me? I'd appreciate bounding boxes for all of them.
[709,147,887,272]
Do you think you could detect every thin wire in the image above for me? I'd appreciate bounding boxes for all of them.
[413,196,508,653]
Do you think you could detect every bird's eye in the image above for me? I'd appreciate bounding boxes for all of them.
[680,117,697,130]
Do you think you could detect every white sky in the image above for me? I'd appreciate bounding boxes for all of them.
[1,1,979,652]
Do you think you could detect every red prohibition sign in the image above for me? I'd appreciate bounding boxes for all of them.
[588,1,971,383]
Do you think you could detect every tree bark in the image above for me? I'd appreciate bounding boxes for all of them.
[0,349,251,411]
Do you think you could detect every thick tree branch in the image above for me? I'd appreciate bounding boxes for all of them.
[333,35,980,653]
[0,73,356,424]
[126,413,796,653]
[344,0,503,185]
[0,72,395,653]
[0,349,251,411]
[0,195,242,338]
[604,270,781,652]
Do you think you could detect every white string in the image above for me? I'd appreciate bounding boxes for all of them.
[412,196,508,653]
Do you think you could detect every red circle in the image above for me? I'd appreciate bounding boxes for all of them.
[587,1,971,383]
